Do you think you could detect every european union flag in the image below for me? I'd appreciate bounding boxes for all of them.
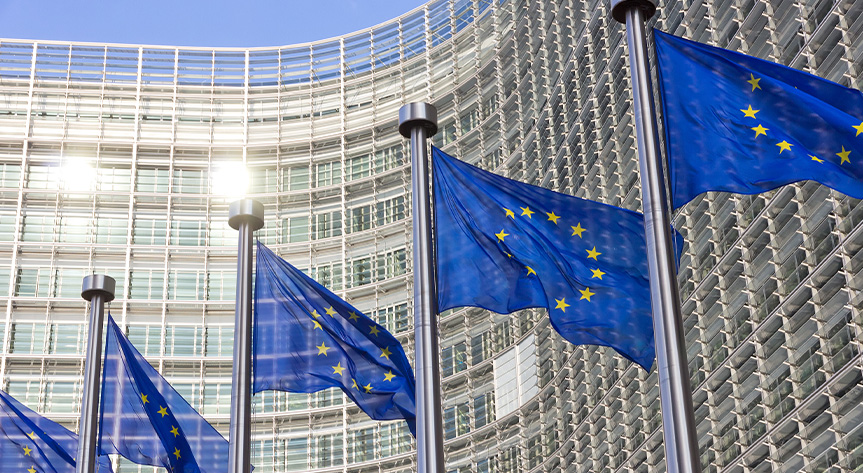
[0,390,112,473]
[99,315,230,473]
[656,29,863,209]
[254,242,416,435]
[433,147,677,371]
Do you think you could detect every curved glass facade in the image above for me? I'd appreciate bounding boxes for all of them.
[1,0,863,471]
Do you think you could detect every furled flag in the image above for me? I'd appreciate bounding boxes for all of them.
[254,242,417,435]
[0,390,112,472]
[655,29,863,209]
[99,315,230,473]
[433,147,681,371]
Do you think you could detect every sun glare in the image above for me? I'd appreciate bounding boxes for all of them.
[213,162,249,199]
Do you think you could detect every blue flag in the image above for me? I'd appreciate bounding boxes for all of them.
[253,242,417,435]
[0,390,111,473]
[433,147,678,371]
[655,29,863,209]
[99,315,229,473]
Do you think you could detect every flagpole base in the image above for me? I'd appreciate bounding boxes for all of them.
[610,0,656,23]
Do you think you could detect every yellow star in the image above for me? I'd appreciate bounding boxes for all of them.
[170,426,179,437]
[526,266,536,277]
[157,406,168,417]
[546,211,561,224]
[776,141,793,154]
[580,287,595,301]
[810,155,824,163]
[383,370,396,382]
[591,268,605,279]
[140,394,149,405]
[495,229,509,242]
[503,208,515,219]
[586,247,601,260]
[23,446,32,456]
[352,378,359,390]
[837,146,852,165]
[363,383,373,393]
[853,121,863,137]
[28,468,36,473]
[380,346,392,360]
[554,297,570,312]
[751,124,768,138]
[571,223,586,238]
[27,432,37,440]
[369,325,381,336]
[311,310,321,319]
[740,105,759,118]
[332,362,346,375]
[325,306,337,317]
[313,320,323,330]
[316,342,330,356]
[747,73,761,91]
[348,311,359,321]
[173,447,181,459]
[505,252,512,258]
[520,206,534,218]
[554,297,569,312]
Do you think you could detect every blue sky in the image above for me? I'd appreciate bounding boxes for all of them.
[0,0,430,47]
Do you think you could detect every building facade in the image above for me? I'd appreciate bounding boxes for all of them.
[1,0,862,471]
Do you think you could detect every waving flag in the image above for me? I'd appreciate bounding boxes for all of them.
[99,315,229,473]
[433,147,682,371]
[655,29,863,208]
[254,242,416,435]
[0,390,111,473]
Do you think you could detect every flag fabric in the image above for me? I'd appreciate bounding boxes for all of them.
[253,242,417,435]
[99,315,229,473]
[655,29,863,209]
[433,147,680,371]
[0,390,112,473]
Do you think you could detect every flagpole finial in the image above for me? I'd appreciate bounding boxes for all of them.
[81,274,116,302]
[228,199,264,231]
[398,102,438,138]
[610,0,656,23]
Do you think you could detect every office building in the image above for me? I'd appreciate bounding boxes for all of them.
[1,0,861,471]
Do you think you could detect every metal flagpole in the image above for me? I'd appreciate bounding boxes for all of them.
[227,199,264,473]
[77,274,115,473]
[399,103,445,473]
[609,1,701,472]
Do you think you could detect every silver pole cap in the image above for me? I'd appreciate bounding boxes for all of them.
[228,199,265,231]
[398,103,438,138]
[81,274,116,302]
[610,0,657,23]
